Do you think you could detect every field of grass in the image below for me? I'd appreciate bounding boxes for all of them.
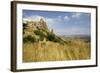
[23,38,91,62]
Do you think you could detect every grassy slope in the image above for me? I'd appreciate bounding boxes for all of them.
[23,39,90,62]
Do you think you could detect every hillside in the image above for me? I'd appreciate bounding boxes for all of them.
[23,18,66,45]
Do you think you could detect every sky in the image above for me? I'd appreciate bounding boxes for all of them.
[23,10,91,36]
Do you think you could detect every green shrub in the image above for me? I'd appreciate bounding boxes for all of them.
[34,30,46,36]
[23,35,36,43]
[34,30,47,41]
[47,34,55,41]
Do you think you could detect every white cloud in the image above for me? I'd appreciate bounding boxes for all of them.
[58,16,61,19]
[23,15,62,24]
[45,16,64,30]
[72,13,82,18]
[64,16,69,20]
[45,16,63,25]
[23,15,45,22]
[23,15,70,25]
[46,18,55,25]
[45,17,58,30]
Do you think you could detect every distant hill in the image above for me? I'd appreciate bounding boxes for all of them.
[60,35,90,39]
[60,35,91,43]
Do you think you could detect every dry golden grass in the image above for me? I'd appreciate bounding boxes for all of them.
[23,39,90,62]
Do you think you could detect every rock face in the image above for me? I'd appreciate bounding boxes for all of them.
[23,18,49,36]
[23,18,49,35]
[38,18,48,30]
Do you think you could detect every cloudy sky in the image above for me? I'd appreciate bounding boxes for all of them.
[23,10,91,36]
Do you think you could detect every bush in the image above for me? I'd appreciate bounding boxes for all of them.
[34,30,47,36]
[23,35,36,43]
[47,34,55,41]
[34,30,47,41]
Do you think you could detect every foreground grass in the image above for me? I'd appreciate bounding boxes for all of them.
[23,39,90,62]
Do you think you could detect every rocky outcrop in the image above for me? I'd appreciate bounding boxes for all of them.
[23,18,49,36]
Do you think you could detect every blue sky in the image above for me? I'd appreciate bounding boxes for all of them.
[23,10,91,36]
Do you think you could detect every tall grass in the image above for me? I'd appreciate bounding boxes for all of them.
[23,39,90,62]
